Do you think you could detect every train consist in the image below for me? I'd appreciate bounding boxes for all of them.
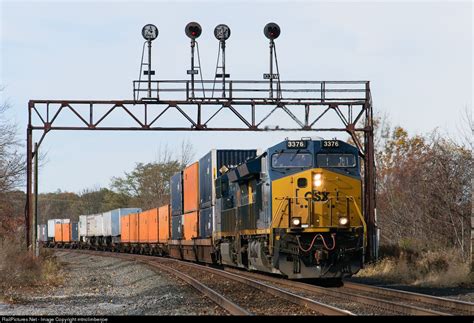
[40,138,366,280]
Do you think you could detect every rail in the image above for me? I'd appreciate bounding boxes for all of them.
[343,282,474,315]
[223,267,455,316]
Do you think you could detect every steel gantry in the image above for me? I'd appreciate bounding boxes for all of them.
[26,79,377,261]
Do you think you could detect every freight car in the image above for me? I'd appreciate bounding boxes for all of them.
[42,138,366,280]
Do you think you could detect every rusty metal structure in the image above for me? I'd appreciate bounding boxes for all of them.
[26,23,377,261]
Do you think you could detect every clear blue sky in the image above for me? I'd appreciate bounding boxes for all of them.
[1,0,472,193]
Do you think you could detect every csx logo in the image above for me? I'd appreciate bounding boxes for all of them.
[304,191,329,202]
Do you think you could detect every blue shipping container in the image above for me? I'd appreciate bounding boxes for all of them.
[199,207,213,238]
[199,149,257,209]
[171,172,183,216]
[171,215,183,240]
[71,223,79,241]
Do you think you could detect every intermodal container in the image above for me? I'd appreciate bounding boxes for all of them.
[62,223,71,242]
[138,211,149,243]
[183,211,198,241]
[104,208,142,237]
[184,162,199,213]
[147,208,159,243]
[86,214,100,237]
[121,214,130,243]
[37,224,48,242]
[54,223,62,242]
[129,212,139,243]
[171,215,183,240]
[171,172,183,216]
[95,214,104,237]
[158,205,170,243]
[78,215,87,239]
[71,223,79,241]
[199,207,213,238]
[47,219,62,239]
[199,149,257,209]
[102,211,114,237]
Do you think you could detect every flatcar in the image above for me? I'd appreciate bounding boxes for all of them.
[42,138,366,280]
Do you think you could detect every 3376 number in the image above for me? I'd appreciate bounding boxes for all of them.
[286,140,307,148]
[323,140,339,148]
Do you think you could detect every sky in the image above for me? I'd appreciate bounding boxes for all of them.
[1,0,472,193]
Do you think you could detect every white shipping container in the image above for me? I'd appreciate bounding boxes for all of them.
[102,212,112,237]
[37,224,48,242]
[96,214,104,236]
[86,215,97,236]
[79,215,88,237]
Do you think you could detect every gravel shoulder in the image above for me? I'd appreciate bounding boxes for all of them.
[0,250,227,315]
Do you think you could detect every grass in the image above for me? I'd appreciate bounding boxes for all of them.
[0,235,63,302]
[357,244,473,288]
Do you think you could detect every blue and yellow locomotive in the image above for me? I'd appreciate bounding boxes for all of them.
[214,138,366,279]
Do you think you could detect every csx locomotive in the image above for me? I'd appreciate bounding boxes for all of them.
[43,138,366,280]
[212,138,365,279]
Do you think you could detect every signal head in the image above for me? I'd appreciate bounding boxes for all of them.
[185,22,202,39]
[142,24,159,41]
[214,24,231,41]
[264,22,280,40]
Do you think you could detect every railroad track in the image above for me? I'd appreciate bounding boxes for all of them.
[59,249,473,316]
[342,281,474,316]
[222,267,473,316]
[68,249,352,315]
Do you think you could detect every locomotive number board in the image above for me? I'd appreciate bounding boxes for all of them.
[286,140,308,149]
[322,140,340,148]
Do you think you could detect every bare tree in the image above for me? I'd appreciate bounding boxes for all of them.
[0,87,25,193]
[180,139,195,166]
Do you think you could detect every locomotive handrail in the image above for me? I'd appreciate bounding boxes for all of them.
[348,196,367,248]
[271,197,289,229]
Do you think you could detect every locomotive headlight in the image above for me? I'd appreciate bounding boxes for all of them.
[338,217,349,226]
[291,217,302,227]
[313,174,322,187]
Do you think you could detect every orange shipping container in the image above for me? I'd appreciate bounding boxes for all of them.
[62,223,71,242]
[54,223,62,242]
[183,211,199,241]
[158,205,170,243]
[184,162,199,213]
[129,213,139,243]
[121,214,130,243]
[138,211,148,243]
[147,208,159,243]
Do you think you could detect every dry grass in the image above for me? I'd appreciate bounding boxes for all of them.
[0,235,63,300]
[357,244,473,287]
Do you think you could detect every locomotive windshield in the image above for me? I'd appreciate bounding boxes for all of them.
[271,152,312,168]
[317,154,356,168]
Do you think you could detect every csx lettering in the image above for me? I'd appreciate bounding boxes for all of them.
[304,191,329,202]
[313,191,329,202]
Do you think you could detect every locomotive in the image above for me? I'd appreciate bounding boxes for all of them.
[42,138,366,280]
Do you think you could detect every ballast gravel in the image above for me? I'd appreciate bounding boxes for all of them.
[0,251,227,316]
